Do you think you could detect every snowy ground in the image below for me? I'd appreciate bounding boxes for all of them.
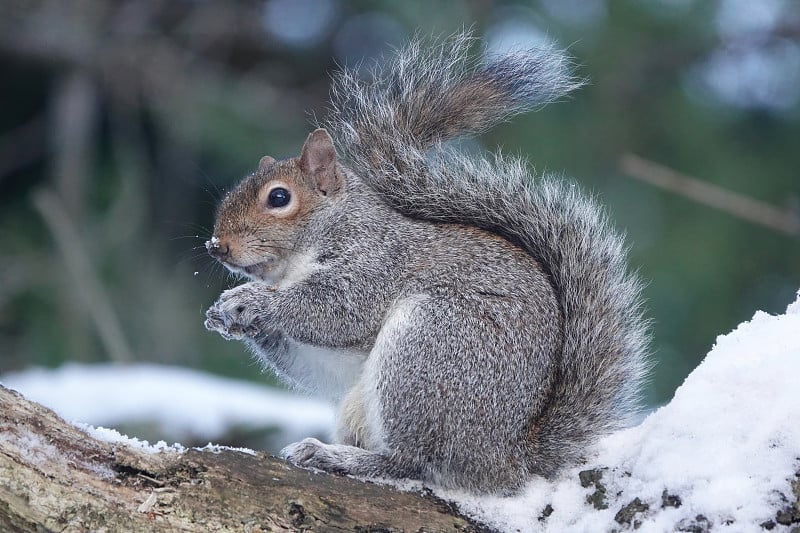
[441,290,800,532]
[2,292,798,531]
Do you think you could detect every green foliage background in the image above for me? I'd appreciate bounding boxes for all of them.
[1,0,798,406]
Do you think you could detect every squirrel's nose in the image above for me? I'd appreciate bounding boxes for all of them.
[205,237,230,261]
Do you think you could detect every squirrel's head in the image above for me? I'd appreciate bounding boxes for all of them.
[206,128,342,284]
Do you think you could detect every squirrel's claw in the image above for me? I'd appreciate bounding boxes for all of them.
[203,306,225,332]
[204,305,244,340]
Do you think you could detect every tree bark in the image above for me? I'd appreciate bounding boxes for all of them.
[0,385,489,532]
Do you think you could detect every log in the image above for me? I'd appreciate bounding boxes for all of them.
[0,385,488,532]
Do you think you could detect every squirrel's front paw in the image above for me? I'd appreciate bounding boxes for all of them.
[204,283,271,340]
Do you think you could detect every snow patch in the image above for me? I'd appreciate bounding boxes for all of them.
[196,442,257,456]
[79,424,186,454]
[79,425,256,456]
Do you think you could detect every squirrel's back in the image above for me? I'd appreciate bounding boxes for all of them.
[323,32,650,475]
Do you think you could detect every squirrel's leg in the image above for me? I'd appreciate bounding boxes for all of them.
[335,384,368,446]
[280,296,429,481]
[281,378,421,480]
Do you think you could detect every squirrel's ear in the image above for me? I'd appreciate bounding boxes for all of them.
[299,128,340,195]
[258,155,276,172]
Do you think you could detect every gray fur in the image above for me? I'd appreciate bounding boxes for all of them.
[205,32,650,494]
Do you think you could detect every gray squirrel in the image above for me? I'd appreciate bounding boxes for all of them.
[204,33,649,494]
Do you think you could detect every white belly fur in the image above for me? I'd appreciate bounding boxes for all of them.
[279,341,366,403]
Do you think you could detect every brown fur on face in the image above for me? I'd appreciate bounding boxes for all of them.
[208,129,343,283]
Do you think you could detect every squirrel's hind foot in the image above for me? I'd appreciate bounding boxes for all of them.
[280,438,402,480]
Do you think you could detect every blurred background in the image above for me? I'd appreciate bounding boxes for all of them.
[0,0,798,450]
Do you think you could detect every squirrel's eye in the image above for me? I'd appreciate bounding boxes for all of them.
[267,187,291,208]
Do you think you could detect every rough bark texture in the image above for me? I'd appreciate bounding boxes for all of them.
[0,385,489,532]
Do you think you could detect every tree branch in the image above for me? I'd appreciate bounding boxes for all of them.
[620,153,800,237]
[0,384,489,532]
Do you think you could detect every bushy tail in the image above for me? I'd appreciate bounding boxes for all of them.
[324,32,650,475]
[326,32,582,176]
